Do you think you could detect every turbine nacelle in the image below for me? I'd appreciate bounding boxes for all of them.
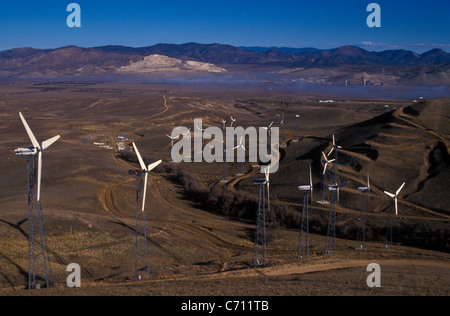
[358,174,371,192]
[15,147,38,156]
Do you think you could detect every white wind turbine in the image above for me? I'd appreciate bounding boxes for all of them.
[221,119,227,131]
[263,166,271,213]
[298,163,314,204]
[130,142,162,280]
[298,163,314,258]
[262,121,274,135]
[384,182,405,216]
[132,142,162,213]
[319,151,335,204]
[356,173,371,250]
[166,134,179,147]
[17,112,60,202]
[230,116,236,127]
[322,151,336,175]
[16,112,60,289]
[327,135,342,157]
[384,182,405,249]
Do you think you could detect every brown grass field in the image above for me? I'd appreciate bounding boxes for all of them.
[0,81,448,296]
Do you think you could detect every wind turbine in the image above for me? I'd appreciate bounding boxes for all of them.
[324,181,348,256]
[230,115,236,127]
[384,182,405,216]
[356,173,371,250]
[17,112,60,202]
[327,135,342,183]
[129,142,162,279]
[322,152,335,175]
[264,166,271,214]
[298,163,314,258]
[252,166,270,267]
[262,121,274,135]
[280,112,287,147]
[166,134,179,147]
[234,136,246,176]
[383,182,405,250]
[262,121,274,153]
[221,119,227,131]
[294,114,300,142]
[327,135,342,157]
[319,152,335,204]
[16,112,60,289]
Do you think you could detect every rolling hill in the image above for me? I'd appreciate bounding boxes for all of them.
[0,43,449,85]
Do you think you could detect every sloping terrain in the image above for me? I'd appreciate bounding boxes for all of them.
[0,83,448,295]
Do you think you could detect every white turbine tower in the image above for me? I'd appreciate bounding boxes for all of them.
[130,142,162,279]
[384,182,405,250]
[16,112,60,289]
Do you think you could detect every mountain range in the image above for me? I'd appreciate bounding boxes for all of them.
[0,43,449,85]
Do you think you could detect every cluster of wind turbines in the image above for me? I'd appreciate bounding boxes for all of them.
[14,112,407,288]
[15,113,162,288]
[297,134,406,258]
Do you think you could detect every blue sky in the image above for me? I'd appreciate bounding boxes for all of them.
[0,0,449,53]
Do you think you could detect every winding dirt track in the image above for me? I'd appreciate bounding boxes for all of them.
[93,98,450,290]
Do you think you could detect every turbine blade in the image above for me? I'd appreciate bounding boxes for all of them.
[333,135,336,146]
[37,151,42,202]
[384,191,395,199]
[147,160,162,172]
[19,112,40,149]
[142,172,148,212]
[42,135,60,150]
[132,142,147,171]
[327,147,334,157]
[396,182,406,196]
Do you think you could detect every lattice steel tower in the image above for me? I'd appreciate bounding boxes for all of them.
[15,112,60,289]
[356,174,370,250]
[252,178,267,267]
[297,164,313,259]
